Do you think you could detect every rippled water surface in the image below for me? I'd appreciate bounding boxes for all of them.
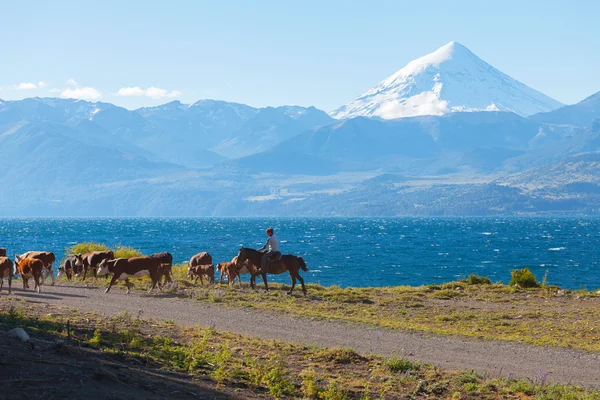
[1,217,599,290]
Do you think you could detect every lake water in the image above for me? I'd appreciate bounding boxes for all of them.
[1,217,599,290]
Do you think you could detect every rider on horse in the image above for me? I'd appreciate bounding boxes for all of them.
[258,227,281,274]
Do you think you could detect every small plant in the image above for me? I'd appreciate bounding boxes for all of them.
[465,274,492,285]
[319,381,349,400]
[385,356,420,373]
[211,342,233,384]
[88,329,103,348]
[263,356,295,397]
[454,370,483,385]
[509,268,539,288]
[300,367,321,398]
[541,269,549,288]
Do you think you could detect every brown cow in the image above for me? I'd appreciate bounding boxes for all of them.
[0,257,13,294]
[14,255,44,293]
[150,252,173,287]
[218,255,251,284]
[188,252,214,285]
[188,264,215,285]
[97,257,162,294]
[0,248,6,257]
[217,261,242,287]
[21,251,56,286]
[81,250,115,280]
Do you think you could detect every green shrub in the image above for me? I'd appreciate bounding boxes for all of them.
[65,242,109,257]
[509,268,539,288]
[465,274,492,285]
[114,246,144,258]
[63,242,143,262]
[454,370,482,385]
[385,356,420,373]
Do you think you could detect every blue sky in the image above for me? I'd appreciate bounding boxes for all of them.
[1,0,598,110]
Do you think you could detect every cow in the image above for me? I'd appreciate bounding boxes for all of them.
[97,257,162,294]
[0,248,6,257]
[57,254,84,281]
[188,264,215,285]
[0,257,13,294]
[14,255,44,293]
[218,255,250,284]
[188,252,214,285]
[81,251,115,280]
[217,261,242,287]
[20,251,56,286]
[150,252,173,287]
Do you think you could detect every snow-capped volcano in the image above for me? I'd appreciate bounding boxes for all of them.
[331,41,563,120]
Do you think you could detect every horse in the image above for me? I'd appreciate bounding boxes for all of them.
[236,247,308,295]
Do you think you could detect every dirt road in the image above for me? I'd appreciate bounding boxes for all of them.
[8,284,600,387]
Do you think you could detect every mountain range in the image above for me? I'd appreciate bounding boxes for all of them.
[1,41,600,216]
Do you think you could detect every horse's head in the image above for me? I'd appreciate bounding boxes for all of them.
[237,247,249,262]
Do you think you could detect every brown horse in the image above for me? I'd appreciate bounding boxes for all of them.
[236,247,308,295]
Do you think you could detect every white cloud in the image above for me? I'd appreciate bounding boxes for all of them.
[67,78,78,86]
[49,88,61,93]
[61,87,102,100]
[17,82,38,89]
[38,81,46,88]
[117,86,181,99]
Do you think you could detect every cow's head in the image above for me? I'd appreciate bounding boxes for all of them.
[216,263,222,271]
[96,259,112,276]
[74,254,83,267]
[187,265,194,279]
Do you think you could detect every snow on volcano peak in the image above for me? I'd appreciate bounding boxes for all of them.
[331,41,563,120]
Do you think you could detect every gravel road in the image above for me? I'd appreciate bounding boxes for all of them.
[9,284,600,387]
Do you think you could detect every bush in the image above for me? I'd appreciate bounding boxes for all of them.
[63,242,143,261]
[465,274,492,285]
[65,242,110,256]
[509,268,539,288]
[114,246,144,258]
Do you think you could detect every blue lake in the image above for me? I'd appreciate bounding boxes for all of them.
[1,217,599,290]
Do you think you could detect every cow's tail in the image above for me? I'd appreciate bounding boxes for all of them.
[298,256,308,272]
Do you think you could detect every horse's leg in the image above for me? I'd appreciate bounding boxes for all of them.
[296,273,307,296]
[287,274,296,295]
[262,273,269,292]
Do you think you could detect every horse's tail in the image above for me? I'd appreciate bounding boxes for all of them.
[298,256,308,272]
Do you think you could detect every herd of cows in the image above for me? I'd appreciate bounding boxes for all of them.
[0,247,253,295]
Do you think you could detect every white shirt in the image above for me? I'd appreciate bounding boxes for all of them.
[265,235,280,252]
